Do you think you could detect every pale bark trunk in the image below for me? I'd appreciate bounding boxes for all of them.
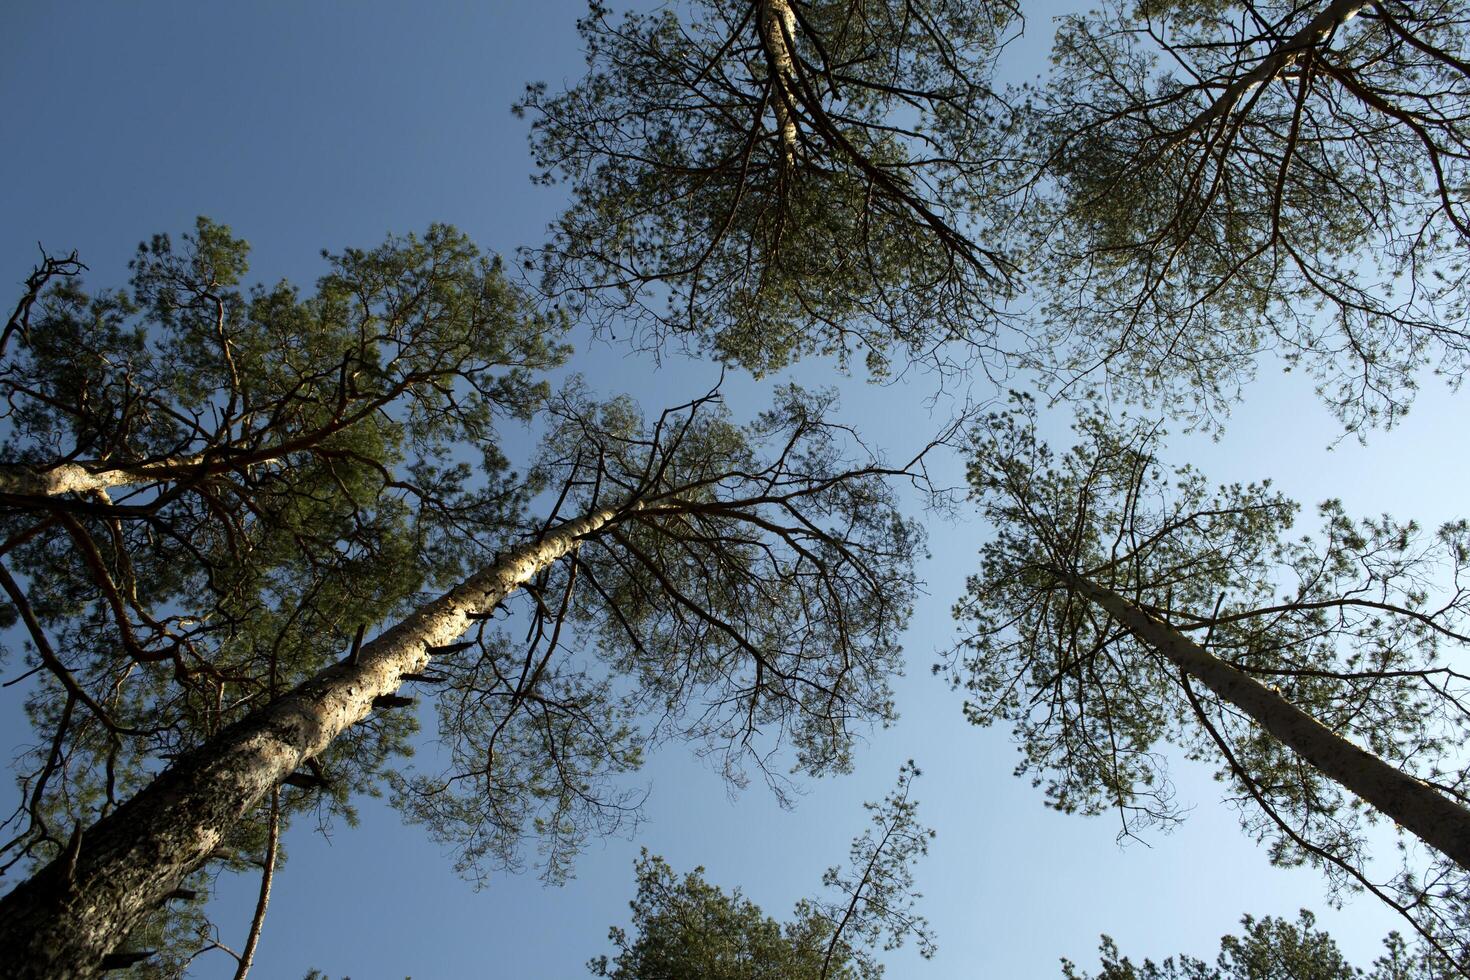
[1167,0,1367,150]
[1073,575,1470,870]
[759,0,801,169]
[0,505,622,978]
[0,405,389,499]
[0,456,206,498]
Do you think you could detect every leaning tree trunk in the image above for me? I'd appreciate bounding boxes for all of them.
[1072,575,1470,871]
[0,505,624,978]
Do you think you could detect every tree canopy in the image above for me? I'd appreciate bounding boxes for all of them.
[518,0,1020,377]
[1062,909,1450,980]
[0,221,930,976]
[522,0,1470,433]
[591,763,933,980]
[1022,0,1470,431]
[9,0,1470,975]
[0,220,567,975]
[950,397,1470,966]
[594,852,851,980]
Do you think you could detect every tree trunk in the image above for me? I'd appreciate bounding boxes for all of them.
[0,505,622,978]
[1166,0,1367,150]
[0,457,206,498]
[0,402,395,499]
[758,0,801,169]
[1072,575,1470,871]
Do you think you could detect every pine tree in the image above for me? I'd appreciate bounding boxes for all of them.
[0,223,925,975]
[1024,0,1470,431]
[0,219,566,976]
[950,398,1470,969]
[591,763,933,980]
[1062,909,1453,980]
[517,0,1019,377]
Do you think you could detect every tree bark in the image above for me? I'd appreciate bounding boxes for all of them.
[1166,0,1367,150]
[0,505,622,978]
[1072,574,1470,871]
[0,394,405,500]
[0,457,206,498]
[758,0,801,169]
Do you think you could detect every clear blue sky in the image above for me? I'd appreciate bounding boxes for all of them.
[3,2,1464,977]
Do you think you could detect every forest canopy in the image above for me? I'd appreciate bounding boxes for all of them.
[3,0,1470,977]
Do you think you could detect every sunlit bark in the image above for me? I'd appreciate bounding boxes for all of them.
[0,505,621,978]
[758,0,800,169]
[1166,0,1369,151]
[0,458,206,498]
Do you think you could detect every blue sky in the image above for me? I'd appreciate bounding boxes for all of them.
[3,2,1466,977]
